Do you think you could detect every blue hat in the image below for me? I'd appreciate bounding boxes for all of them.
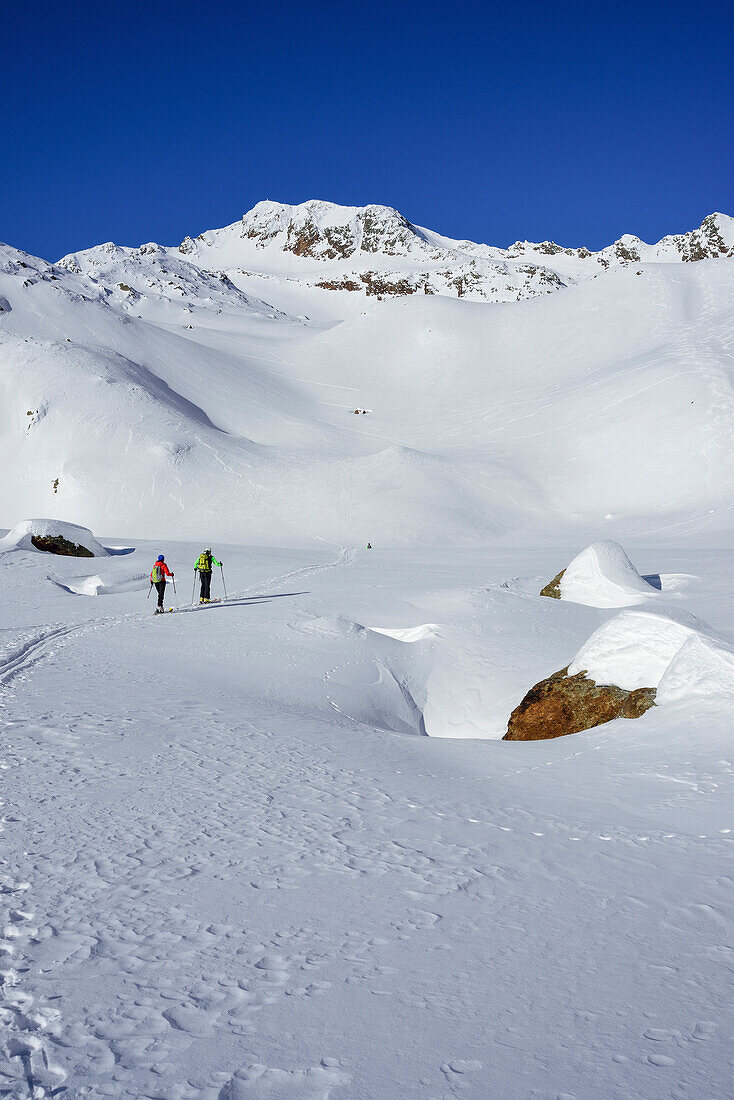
[157,555,164,561]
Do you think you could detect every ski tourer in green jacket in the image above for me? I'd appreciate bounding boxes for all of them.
[194,549,222,602]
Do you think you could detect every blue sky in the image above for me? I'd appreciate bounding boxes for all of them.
[3,0,733,259]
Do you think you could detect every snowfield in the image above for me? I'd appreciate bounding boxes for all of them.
[2,538,734,1098]
[1,203,734,1098]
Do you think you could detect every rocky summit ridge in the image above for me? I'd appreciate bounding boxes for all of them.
[181,200,734,267]
[508,211,734,268]
[49,202,734,318]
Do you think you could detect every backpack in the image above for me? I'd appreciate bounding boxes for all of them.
[197,552,212,572]
[151,564,163,583]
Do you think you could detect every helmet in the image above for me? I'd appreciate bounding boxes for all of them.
[157,555,164,561]
[204,548,211,554]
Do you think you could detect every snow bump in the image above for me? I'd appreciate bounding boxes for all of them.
[546,540,660,608]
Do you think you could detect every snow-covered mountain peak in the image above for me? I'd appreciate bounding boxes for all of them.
[172,200,567,311]
[7,205,734,331]
[155,202,734,319]
[56,238,282,321]
[657,211,734,260]
[180,199,428,263]
[1,241,60,278]
[0,242,107,318]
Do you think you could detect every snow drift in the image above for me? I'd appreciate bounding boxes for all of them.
[568,608,734,700]
[49,570,147,595]
[657,632,734,702]
[548,540,660,607]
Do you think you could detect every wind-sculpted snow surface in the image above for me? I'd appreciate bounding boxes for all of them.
[2,541,734,1098]
[217,1062,351,1098]
[49,569,148,595]
[568,610,699,690]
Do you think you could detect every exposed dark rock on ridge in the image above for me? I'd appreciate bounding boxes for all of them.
[540,569,565,599]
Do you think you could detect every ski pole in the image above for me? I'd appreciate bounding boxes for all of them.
[191,570,197,605]
[220,565,228,599]
[146,582,152,605]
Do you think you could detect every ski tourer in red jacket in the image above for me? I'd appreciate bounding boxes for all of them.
[150,555,174,612]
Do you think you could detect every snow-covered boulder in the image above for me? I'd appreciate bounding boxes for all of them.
[505,609,734,740]
[0,518,109,557]
[540,541,659,608]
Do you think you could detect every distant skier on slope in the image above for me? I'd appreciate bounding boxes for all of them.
[194,548,222,603]
[150,554,174,613]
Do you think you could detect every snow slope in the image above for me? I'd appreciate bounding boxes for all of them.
[2,218,734,545]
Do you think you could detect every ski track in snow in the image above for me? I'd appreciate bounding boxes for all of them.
[0,628,76,691]
[237,546,356,600]
[1,545,734,1097]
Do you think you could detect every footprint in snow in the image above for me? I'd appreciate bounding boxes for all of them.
[691,1020,716,1040]
[643,1027,675,1041]
[647,1054,676,1067]
[162,1004,214,1037]
[253,953,289,983]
